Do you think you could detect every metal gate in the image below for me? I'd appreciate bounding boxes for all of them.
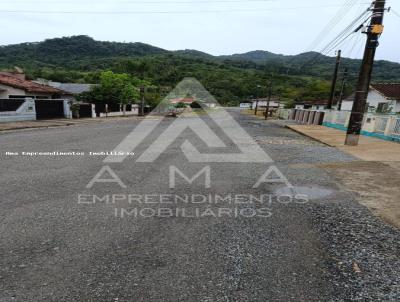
[35,99,65,120]
[78,104,92,118]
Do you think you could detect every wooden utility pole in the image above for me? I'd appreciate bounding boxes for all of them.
[139,86,145,116]
[254,85,262,115]
[337,68,348,111]
[254,99,259,115]
[265,79,273,120]
[345,0,386,145]
[327,50,341,109]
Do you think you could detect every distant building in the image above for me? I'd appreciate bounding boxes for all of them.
[294,100,328,110]
[0,72,65,99]
[169,97,195,105]
[251,98,283,110]
[239,102,252,109]
[169,97,216,108]
[341,84,400,113]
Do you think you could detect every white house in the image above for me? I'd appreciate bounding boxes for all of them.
[341,84,400,113]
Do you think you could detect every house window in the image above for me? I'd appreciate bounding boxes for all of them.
[376,102,389,113]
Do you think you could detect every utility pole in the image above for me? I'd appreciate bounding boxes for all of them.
[254,99,259,115]
[337,68,348,111]
[327,50,341,109]
[345,0,386,145]
[139,86,145,116]
[254,85,262,115]
[265,78,273,120]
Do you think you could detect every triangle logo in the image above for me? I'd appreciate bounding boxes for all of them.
[104,78,273,163]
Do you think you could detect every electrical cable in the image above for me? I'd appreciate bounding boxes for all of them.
[0,4,373,15]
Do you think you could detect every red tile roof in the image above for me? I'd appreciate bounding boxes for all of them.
[0,72,65,94]
[371,83,400,100]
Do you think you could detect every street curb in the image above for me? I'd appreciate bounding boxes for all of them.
[285,125,336,147]
[0,116,148,133]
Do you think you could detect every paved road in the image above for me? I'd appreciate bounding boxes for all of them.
[1,109,399,301]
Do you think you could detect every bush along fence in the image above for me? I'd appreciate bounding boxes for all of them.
[278,108,400,143]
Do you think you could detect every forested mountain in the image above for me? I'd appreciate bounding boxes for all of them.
[1,36,399,105]
[0,35,166,66]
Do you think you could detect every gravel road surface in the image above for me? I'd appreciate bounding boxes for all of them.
[0,109,399,301]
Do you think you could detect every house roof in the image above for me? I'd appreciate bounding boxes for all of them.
[34,79,95,94]
[371,83,400,100]
[52,83,94,94]
[0,72,65,94]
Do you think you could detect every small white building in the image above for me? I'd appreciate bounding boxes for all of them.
[251,98,283,110]
[341,84,400,113]
[239,102,252,109]
[294,100,329,110]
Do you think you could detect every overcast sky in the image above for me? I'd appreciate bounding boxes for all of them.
[1,0,399,62]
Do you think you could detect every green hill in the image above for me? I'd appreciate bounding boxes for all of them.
[1,36,399,105]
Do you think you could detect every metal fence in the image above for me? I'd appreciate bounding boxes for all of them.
[374,117,389,133]
[390,118,400,138]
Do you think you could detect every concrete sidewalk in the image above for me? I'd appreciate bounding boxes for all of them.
[285,124,400,228]
[287,124,400,162]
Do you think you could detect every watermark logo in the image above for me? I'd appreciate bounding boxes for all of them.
[81,78,306,219]
[103,77,272,163]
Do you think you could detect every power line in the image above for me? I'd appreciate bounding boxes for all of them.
[305,0,358,51]
[2,0,278,4]
[0,5,366,15]
[289,7,371,73]
[0,0,371,3]
[319,10,371,55]
[392,8,400,18]
[348,31,363,57]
